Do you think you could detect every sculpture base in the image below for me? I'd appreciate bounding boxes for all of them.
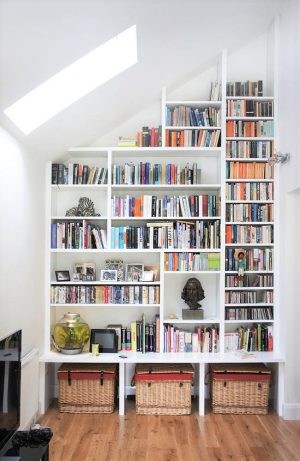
[182,309,203,320]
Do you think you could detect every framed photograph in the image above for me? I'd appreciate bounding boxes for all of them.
[73,262,96,281]
[101,269,118,281]
[72,272,81,282]
[141,270,154,282]
[144,265,160,281]
[105,259,124,281]
[82,262,96,281]
[55,270,70,282]
[90,329,118,353]
[74,263,85,280]
[125,264,144,282]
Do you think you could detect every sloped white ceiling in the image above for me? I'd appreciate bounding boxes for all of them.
[0,0,284,160]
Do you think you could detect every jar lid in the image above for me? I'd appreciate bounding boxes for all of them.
[63,312,80,323]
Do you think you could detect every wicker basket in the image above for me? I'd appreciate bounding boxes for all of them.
[211,363,271,415]
[57,363,117,413]
[134,363,194,415]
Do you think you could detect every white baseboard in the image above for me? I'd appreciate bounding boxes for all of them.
[21,410,39,430]
[283,403,300,420]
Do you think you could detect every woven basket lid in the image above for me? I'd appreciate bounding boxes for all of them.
[135,363,194,375]
[58,363,117,374]
[210,363,271,374]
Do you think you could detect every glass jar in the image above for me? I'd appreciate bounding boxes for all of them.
[53,313,90,354]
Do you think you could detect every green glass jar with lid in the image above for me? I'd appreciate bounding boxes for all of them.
[53,312,90,354]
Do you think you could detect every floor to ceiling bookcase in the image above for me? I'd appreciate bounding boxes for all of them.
[39,47,284,417]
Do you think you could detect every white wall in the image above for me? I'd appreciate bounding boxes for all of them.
[0,126,45,428]
[278,0,300,419]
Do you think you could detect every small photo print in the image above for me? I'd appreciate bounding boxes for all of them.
[100,269,118,281]
[140,271,154,282]
[125,264,144,282]
[55,270,70,282]
[73,262,96,281]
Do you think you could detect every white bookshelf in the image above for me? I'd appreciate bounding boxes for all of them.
[41,47,284,417]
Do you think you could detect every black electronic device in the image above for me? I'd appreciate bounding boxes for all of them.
[89,329,118,353]
[0,330,22,457]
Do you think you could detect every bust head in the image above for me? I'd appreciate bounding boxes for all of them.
[181,278,205,310]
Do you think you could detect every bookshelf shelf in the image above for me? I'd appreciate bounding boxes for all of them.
[50,303,160,308]
[225,222,273,225]
[225,96,274,101]
[164,271,221,275]
[226,137,274,141]
[226,158,273,162]
[226,200,274,204]
[51,184,108,190]
[162,319,220,324]
[51,281,161,286]
[225,287,273,291]
[111,184,221,191]
[165,100,222,107]
[226,117,273,121]
[165,125,221,130]
[224,319,274,324]
[224,303,274,307]
[111,216,221,221]
[226,179,274,183]
[225,243,274,247]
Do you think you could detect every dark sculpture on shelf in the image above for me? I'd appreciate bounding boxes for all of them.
[181,277,205,320]
[65,197,100,217]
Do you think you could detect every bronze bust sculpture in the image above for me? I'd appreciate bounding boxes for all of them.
[181,278,205,319]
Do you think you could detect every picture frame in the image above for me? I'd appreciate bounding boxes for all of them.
[141,270,154,282]
[125,264,144,282]
[104,258,124,281]
[82,262,96,281]
[89,329,118,353]
[100,269,118,281]
[144,265,160,281]
[55,270,70,282]
[73,262,96,281]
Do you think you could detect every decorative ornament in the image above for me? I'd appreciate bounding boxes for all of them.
[65,197,101,217]
[234,248,246,281]
[181,277,205,320]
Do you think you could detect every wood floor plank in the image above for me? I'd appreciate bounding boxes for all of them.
[39,401,300,461]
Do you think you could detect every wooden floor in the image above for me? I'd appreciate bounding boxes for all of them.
[39,400,300,461]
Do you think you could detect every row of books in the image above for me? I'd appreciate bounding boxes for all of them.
[225,290,273,304]
[120,315,160,352]
[226,120,274,138]
[164,252,220,272]
[51,222,107,249]
[136,126,162,147]
[165,106,221,127]
[226,182,273,201]
[225,307,273,321]
[111,194,220,218]
[165,128,221,148]
[226,140,274,159]
[225,224,273,244]
[164,324,219,353]
[226,162,273,180]
[225,248,273,271]
[52,163,107,185]
[111,162,201,185]
[226,203,273,222]
[210,81,222,101]
[225,274,273,288]
[50,285,160,305]
[226,80,263,97]
[224,324,273,352]
[226,100,273,117]
[111,220,220,249]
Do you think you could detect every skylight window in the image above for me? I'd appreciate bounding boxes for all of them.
[4,25,138,134]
